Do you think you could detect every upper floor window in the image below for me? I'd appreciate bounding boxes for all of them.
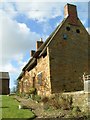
[66,26,70,31]
[63,34,68,40]
[76,29,80,33]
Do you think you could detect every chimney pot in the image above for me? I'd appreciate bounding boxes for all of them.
[36,38,44,50]
[30,50,35,57]
[40,38,43,41]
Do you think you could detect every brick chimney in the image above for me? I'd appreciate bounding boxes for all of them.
[30,50,35,57]
[64,4,78,25]
[36,38,43,50]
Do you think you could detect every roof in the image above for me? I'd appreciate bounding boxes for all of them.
[0,72,10,80]
[27,18,67,66]
[17,71,24,80]
[17,18,67,80]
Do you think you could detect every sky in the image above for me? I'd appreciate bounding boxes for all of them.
[0,0,90,90]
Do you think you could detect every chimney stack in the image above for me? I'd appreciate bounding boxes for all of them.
[64,4,78,25]
[36,38,43,50]
[30,50,35,57]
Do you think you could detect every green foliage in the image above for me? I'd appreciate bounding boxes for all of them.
[43,103,50,110]
[42,94,73,110]
[71,106,81,117]
[16,92,23,97]
[29,87,36,94]
[59,95,73,110]
[41,96,49,104]
[34,95,41,102]
[72,106,81,113]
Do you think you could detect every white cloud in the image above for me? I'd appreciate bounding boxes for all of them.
[0,2,17,18]
[14,2,64,22]
[0,63,17,73]
[0,9,40,73]
[18,23,30,34]
[1,1,89,23]
[1,0,90,2]
[0,7,41,89]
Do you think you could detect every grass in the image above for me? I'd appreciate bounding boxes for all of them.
[1,95,35,118]
[0,95,2,119]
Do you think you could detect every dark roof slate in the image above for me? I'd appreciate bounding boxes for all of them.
[24,18,67,70]
[17,71,24,80]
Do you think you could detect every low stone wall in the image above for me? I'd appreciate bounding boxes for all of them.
[62,91,89,114]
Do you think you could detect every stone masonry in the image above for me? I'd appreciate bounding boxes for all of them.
[17,3,90,96]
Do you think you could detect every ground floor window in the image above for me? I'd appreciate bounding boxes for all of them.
[37,72,42,85]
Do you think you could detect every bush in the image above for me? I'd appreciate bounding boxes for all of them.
[41,96,49,104]
[29,87,36,94]
[72,106,81,117]
[48,94,73,110]
[51,99,60,109]
[59,95,73,110]
[43,103,50,110]
[17,92,26,97]
[72,106,81,113]
[34,95,41,102]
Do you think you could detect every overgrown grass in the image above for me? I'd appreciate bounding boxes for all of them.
[41,94,73,110]
[2,95,35,118]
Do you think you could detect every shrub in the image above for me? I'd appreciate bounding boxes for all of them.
[34,95,41,102]
[72,106,81,113]
[40,94,73,111]
[43,103,50,110]
[41,96,49,104]
[72,106,81,117]
[29,87,36,94]
[50,98,60,109]
[17,92,26,97]
[59,95,73,110]
[48,94,73,110]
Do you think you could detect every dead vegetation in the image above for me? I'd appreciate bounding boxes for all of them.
[14,93,89,119]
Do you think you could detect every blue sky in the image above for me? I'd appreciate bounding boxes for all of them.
[0,0,90,90]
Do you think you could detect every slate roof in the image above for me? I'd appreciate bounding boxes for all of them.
[17,71,24,80]
[22,19,66,71]
[17,18,67,80]
[0,72,10,80]
[17,17,68,80]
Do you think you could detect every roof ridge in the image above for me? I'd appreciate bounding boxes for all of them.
[17,17,68,80]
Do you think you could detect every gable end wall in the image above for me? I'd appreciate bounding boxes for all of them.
[48,18,89,93]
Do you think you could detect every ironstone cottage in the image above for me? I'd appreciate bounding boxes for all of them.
[17,3,90,96]
[0,72,10,95]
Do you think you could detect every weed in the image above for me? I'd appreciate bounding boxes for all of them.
[34,95,41,102]
[41,96,49,103]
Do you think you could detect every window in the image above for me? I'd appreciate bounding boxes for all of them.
[66,26,70,31]
[63,34,68,40]
[37,72,42,85]
[24,79,28,87]
[76,29,80,33]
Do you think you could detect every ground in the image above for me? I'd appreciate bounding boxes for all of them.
[1,95,35,119]
[14,94,90,119]
[1,94,90,119]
